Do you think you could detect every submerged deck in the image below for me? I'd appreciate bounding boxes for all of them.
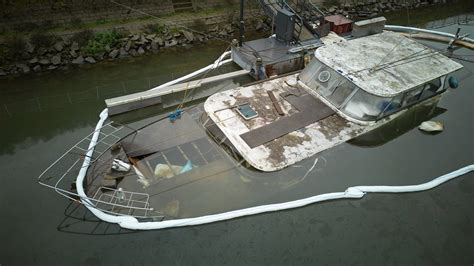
[85,105,313,220]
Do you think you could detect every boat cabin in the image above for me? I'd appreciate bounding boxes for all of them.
[298,31,462,125]
[203,31,462,171]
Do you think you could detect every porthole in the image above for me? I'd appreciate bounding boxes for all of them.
[318,70,331,83]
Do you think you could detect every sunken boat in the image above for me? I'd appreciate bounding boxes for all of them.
[38,29,464,230]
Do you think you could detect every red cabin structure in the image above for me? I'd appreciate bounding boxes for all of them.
[324,15,353,34]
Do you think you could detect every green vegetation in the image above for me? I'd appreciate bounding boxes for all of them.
[94,19,107,25]
[169,27,180,35]
[144,23,168,35]
[83,30,122,55]
[71,29,94,46]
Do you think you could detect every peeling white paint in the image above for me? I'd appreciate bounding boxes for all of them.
[316,31,463,97]
[204,74,393,172]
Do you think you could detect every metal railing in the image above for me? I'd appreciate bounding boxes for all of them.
[92,187,161,219]
[36,117,167,219]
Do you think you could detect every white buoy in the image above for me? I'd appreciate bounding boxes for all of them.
[419,121,444,132]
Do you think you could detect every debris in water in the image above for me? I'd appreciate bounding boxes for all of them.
[134,166,150,188]
[419,121,444,133]
[154,164,182,178]
[164,200,180,217]
[111,159,131,172]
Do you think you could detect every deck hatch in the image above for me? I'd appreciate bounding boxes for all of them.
[236,103,258,120]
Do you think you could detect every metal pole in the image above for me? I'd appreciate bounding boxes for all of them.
[271,14,275,36]
[239,0,244,46]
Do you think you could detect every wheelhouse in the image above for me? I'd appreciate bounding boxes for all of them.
[299,31,462,125]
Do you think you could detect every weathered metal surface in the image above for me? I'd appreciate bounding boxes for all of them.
[240,93,335,148]
[352,17,386,38]
[106,69,249,116]
[232,37,311,79]
[315,31,463,97]
[267,91,284,116]
[320,32,348,45]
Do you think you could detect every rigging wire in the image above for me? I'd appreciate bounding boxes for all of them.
[175,45,232,110]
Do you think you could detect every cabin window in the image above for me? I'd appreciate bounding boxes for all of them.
[402,86,424,106]
[343,89,391,121]
[326,80,356,107]
[299,58,323,87]
[381,94,403,117]
[419,77,443,100]
[299,59,342,97]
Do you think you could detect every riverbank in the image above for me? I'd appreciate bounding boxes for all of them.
[0,0,471,78]
[0,5,269,77]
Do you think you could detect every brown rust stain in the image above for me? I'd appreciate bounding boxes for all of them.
[233,83,290,129]
[265,131,311,165]
[317,115,350,139]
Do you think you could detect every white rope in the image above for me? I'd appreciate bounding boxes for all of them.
[385,25,474,43]
[79,163,473,230]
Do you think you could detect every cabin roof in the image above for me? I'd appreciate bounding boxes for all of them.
[315,31,463,97]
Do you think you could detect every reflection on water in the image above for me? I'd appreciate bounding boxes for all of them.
[0,41,231,155]
[350,98,447,147]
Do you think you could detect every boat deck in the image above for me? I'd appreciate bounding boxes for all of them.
[84,105,311,220]
[204,74,368,171]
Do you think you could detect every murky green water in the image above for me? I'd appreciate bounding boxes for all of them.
[0,20,473,265]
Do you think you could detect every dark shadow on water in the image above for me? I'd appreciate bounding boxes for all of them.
[57,201,138,235]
